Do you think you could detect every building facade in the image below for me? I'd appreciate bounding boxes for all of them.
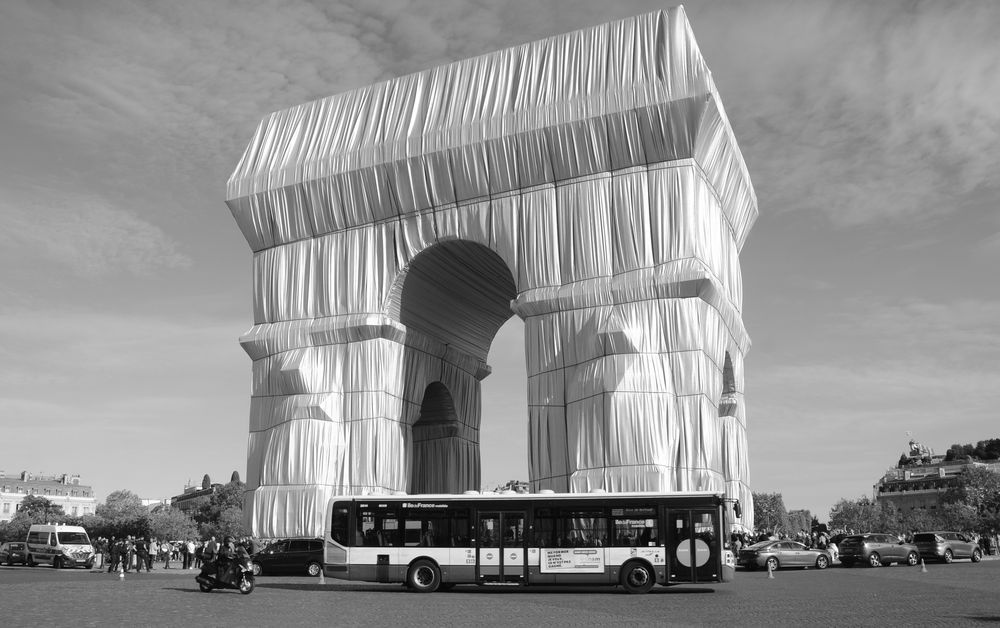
[0,471,97,522]
[874,441,1000,511]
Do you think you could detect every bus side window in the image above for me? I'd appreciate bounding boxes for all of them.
[331,504,350,546]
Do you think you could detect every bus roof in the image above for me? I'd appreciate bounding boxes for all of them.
[331,490,726,503]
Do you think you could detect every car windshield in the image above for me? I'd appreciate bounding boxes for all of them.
[57,531,91,545]
[913,533,937,542]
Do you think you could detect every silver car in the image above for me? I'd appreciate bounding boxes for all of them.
[912,532,983,563]
[737,540,832,571]
[838,533,920,568]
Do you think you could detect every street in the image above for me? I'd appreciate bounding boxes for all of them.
[0,560,997,627]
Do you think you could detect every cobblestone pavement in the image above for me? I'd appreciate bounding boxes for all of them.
[0,559,997,627]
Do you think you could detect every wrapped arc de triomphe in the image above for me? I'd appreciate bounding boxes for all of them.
[226,7,757,539]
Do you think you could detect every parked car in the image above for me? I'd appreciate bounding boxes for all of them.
[912,532,983,563]
[838,533,919,567]
[0,541,28,566]
[251,538,324,576]
[737,540,832,571]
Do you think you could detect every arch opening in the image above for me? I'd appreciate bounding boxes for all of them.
[719,353,737,417]
[397,240,517,364]
[398,240,519,494]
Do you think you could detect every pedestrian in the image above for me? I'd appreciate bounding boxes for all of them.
[107,536,119,573]
[134,536,148,573]
[162,540,173,569]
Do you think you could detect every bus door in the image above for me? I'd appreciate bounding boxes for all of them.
[666,509,720,583]
[477,511,525,583]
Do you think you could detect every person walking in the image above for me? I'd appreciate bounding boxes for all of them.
[107,536,119,573]
[162,540,173,569]
[133,537,148,573]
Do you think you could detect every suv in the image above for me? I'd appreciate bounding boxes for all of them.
[838,533,919,568]
[912,532,983,563]
[1,541,28,565]
[251,538,324,576]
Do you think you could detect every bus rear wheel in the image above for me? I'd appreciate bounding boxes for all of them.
[407,559,441,593]
[621,561,655,594]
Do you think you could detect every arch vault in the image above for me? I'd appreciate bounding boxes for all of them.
[226,8,757,538]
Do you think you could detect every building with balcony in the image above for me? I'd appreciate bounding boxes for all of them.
[0,471,97,522]
[874,440,1000,511]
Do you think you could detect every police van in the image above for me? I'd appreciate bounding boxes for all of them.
[26,524,95,569]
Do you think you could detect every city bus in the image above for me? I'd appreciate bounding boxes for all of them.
[323,490,739,593]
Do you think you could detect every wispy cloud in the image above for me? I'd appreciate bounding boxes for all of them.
[689,0,1000,228]
[0,195,190,277]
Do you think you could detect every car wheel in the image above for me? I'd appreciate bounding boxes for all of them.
[621,561,655,594]
[251,562,262,576]
[972,549,982,563]
[868,552,881,568]
[815,555,829,569]
[53,557,63,569]
[766,557,779,572]
[407,559,440,593]
[943,549,953,564]
[307,561,322,577]
[906,552,918,566]
[27,555,36,567]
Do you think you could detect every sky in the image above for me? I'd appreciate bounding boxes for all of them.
[1,0,997,523]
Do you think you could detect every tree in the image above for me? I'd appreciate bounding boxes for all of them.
[201,474,212,490]
[148,507,199,541]
[752,492,789,536]
[230,470,241,483]
[17,495,65,522]
[787,509,813,535]
[193,479,247,539]
[942,466,1000,532]
[95,490,150,538]
[200,506,247,540]
[828,496,887,533]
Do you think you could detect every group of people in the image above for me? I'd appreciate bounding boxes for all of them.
[92,536,265,573]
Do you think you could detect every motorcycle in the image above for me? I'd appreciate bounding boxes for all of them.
[195,554,255,594]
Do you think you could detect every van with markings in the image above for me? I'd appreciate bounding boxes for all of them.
[26,524,95,569]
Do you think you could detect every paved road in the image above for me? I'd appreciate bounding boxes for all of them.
[0,560,998,627]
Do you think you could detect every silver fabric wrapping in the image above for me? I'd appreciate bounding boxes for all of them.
[228,7,757,538]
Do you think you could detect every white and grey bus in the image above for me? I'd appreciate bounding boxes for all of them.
[323,491,739,593]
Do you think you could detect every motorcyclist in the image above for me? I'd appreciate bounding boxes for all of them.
[216,535,238,583]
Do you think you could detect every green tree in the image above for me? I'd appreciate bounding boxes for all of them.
[752,492,790,536]
[201,474,212,490]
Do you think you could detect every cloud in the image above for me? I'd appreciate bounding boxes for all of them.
[687,0,1000,228]
[0,195,190,277]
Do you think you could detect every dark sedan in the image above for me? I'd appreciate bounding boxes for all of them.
[738,540,832,571]
[0,541,28,566]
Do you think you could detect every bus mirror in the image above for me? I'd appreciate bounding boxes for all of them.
[733,501,742,519]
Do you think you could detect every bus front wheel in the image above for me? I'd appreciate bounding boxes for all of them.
[407,559,441,593]
[621,561,655,594]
